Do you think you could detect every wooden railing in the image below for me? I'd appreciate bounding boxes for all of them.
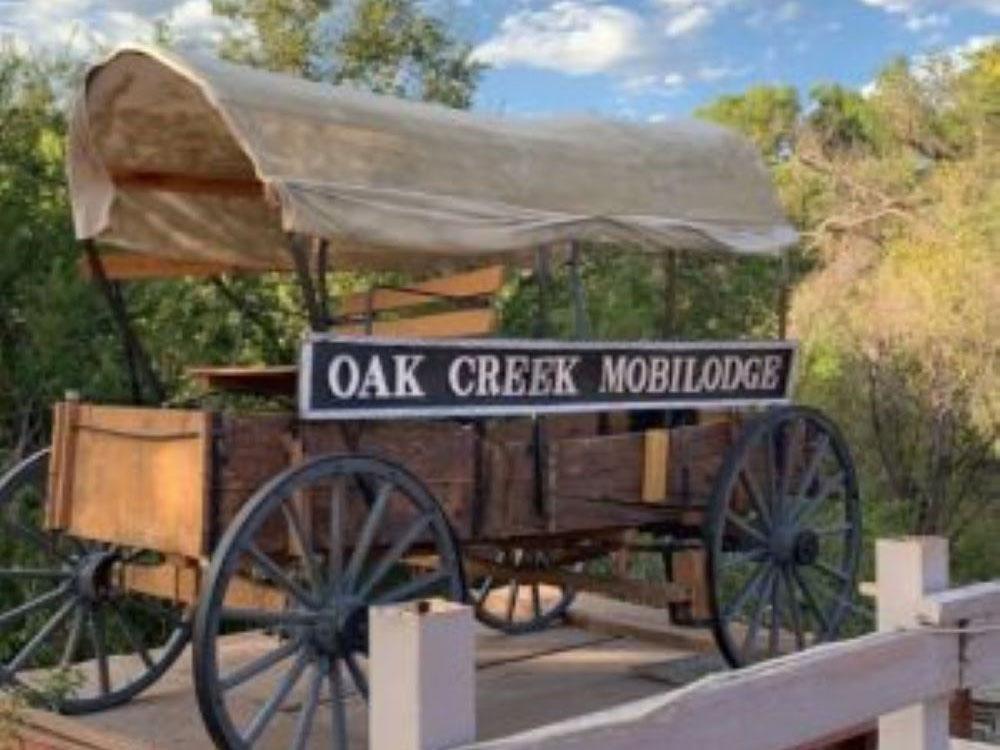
[368,537,1000,750]
[465,537,1000,750]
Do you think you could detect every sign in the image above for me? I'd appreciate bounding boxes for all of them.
[299,335,797,420]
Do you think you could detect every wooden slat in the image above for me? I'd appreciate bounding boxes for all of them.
[918,582,1000,625]
[339,265,505,316]
[335,307,497,338]
[187,365,298,396]
[78,251,269,280]
[641,429,670,503]
[122,561,287,610]
[111,171,264,197]
[46,400,80,530]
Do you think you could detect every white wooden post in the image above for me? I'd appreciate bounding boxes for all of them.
[877,536,950,750]
[369,598,476,750]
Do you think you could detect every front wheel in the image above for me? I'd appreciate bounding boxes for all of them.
[706,406,862,667]
[193,454,465,750]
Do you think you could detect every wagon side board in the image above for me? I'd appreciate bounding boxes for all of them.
[46,401,213,560]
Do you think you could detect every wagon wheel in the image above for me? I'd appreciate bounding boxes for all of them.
[706,406,862,667]
[193,454,465,750]
[0,448,190,713]
[465,545,577,634]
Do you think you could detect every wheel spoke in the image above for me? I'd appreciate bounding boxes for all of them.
[725,511,768,546]
[793,434,830,505]
[373,570,450,606]
[344,480,393,591]
[721,562,769,621]
[355,513,432,600]
[741,567,775,661]
[781,567,806,650]
[794,471,846,525]
[0,582,70,630]
[110,607,154,670]
[88,608,111,696]
[739,468,771,530]
[282,503,321,596]
[768,567,782,656]
[791,566,829,636]
[328,658,349,750]
[7,596,76,673]
[812,560,850,585]
[246,542,318,609]
[0,567,70,580]
[328,477,345,593]
[242,649,309,744]
[60,604,84,668]
[765,426,779,518]
[291,663,323,750]
[220,636,304,692]
[531,584,542,619]
[343,651,369,700]
[505,580,519,622]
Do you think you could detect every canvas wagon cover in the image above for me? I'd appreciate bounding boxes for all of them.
[68,44,797,274]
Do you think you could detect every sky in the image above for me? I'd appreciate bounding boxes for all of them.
[0,0,996,120]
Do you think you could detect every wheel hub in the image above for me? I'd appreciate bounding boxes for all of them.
[74,550,119,602]
[769,523,820,567]
[792,529,820,566]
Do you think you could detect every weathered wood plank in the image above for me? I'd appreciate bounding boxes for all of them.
[641,429,669,503]
[464,630,961,750]
[338,265,505,316]
[919,582,1000,626]
[334,307,497,338]
[57,404,211,559]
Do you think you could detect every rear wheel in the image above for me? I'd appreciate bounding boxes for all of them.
[706,407,862,667]
[466,544,576,634]
[0,448,190,713]
[193,454,465,750]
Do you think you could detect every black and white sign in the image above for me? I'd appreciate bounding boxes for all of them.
[299,334,797,420]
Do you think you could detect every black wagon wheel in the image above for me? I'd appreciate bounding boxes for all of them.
[706,406,862,667]
[0,448,190,713]
[465,544,577,635]
[193,453,465,750]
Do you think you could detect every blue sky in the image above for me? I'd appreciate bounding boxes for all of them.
[1,0,996,119]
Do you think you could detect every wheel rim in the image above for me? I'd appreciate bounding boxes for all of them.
[194,454,465,750]
[0,448,190,713]
[466,545,576,635]
[707,408,862,667]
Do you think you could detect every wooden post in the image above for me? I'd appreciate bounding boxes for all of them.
[877,537,950,750]
[370,599,476,750]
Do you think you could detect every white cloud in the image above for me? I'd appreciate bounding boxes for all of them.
[860,0,1000,18]
[0,0,232,53]
[903,12,950,31]
[662,71,685,87]
[473,2,644,75]
[664,6,711,36]
[696,63,752,81]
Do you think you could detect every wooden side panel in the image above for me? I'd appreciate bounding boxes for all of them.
[54,404,211,559]
[334,307,497,338]
[338,265,505,316]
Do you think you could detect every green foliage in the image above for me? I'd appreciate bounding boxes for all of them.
[695,85,800,159]
[211,0,484,106]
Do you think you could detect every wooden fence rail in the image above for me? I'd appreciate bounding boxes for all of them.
[368,537,999,750]
[456,537,1000,750]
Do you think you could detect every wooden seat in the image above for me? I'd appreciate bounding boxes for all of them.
[188,265,506,395]
[332,265,504,339]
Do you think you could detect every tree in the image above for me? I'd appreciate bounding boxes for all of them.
[695,85,800,160]
[789,43,1000,546]
[0,45,130,467]
[211,0,484,106]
